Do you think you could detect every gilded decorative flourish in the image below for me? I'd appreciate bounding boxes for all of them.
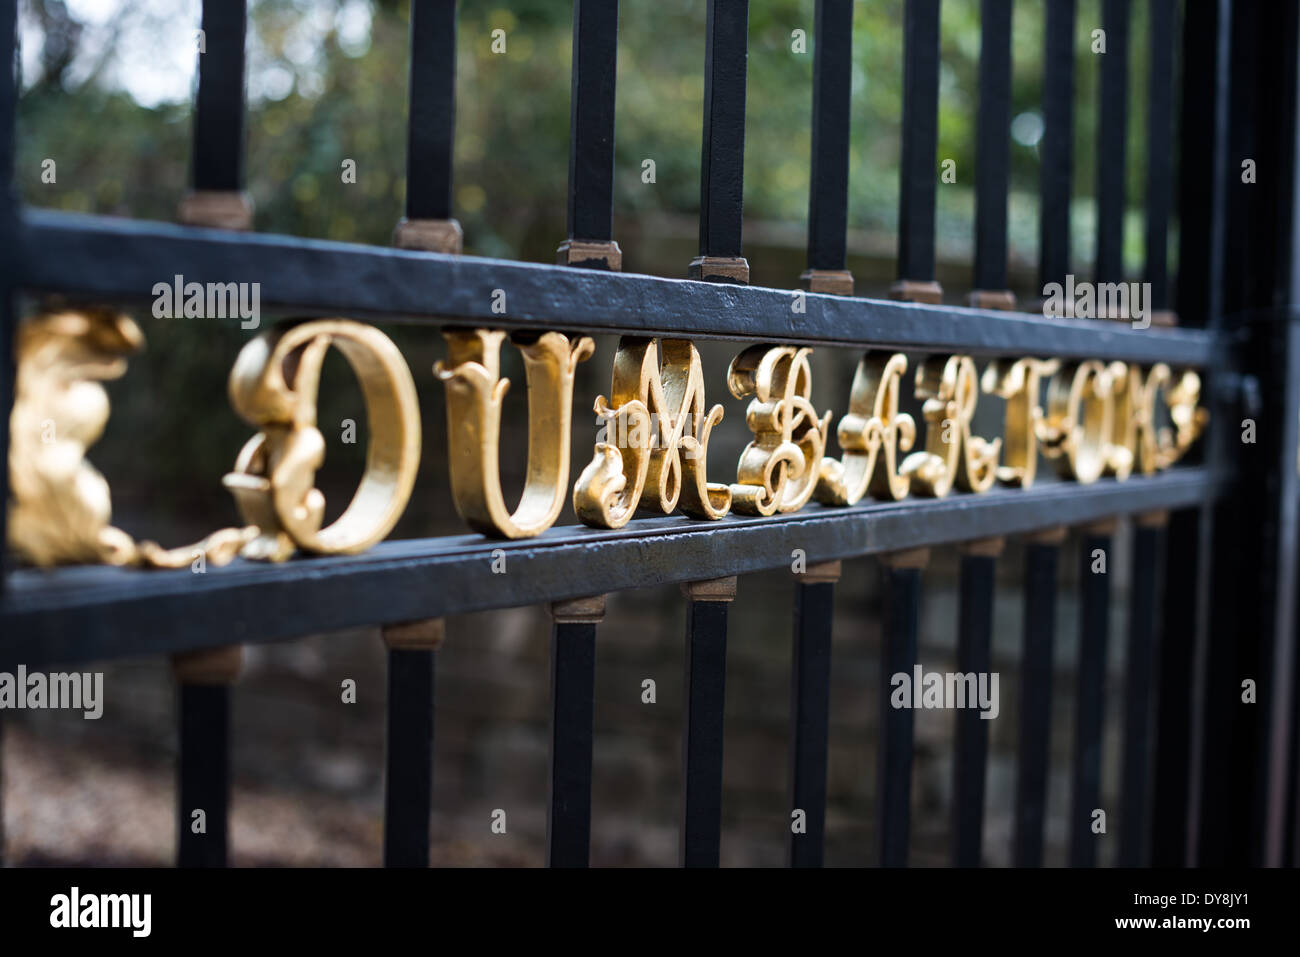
[981,357,1058,488]
[224,319,421,561]
[1038,361,1113,484]
[574,337,731,528]
[816,352,915,504]
[7,308,255,568]
[901,355,1001,496]
[728,345,832,515]
[1156,369,1209,469]
[437,329,593,539]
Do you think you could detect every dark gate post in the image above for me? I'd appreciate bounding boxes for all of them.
[1193,0,1300,867]
[1152,0,1231,868]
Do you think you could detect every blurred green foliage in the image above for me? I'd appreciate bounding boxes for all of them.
[18,0,1158,273]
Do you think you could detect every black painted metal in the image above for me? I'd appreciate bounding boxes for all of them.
[405,0,457,221]
[1039,0,1076,292]
[952,553,995,866]
[192,0,247,192]
[788,579,834,867]
[176,682,230,867]
[1160,0,1233,868]
[681,598,729,867]
[0,0,14,586]
[1119,523,1162,867]
[897,0,941,283]
[973,0,1012,292]
[806,0,853,273]
[1151,510,1198,866]
[16,211,1219,365]
[565,0,619,247]
[1144,0,1177,311]
[880,564,921,867]
[1175,0,1231,332]
[1068,532,1111,868]
[698,0,749,265]
[383,648,434,867]
[0,0,12,196]
[548,621,596,867]
[0,472,1215,670]
[0,717,5,865]
[1197,0,1300,869]
[1095,0,1130,285]
[1014,541,1059,867]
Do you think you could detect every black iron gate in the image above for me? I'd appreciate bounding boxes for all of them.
[0,0,1298,869]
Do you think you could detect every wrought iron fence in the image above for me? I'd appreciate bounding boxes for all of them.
[0,0,1296,869]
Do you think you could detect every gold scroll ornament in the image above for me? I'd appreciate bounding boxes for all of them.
[574,337,731,528]
[981,357,1059,488]
[728,345,833,515]
[815,353,915,504]
[436,329,593,539]
[224,319,421,561]
[7,308,256,568]
[900,355,1002,496]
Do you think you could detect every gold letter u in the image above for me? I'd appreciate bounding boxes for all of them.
[436,329,594,539]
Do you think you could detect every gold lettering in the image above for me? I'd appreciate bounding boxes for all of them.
[225,319,422,559]
[901,355,1001,497]
[729,345,832,515]
[816,352,915,504]
[435,329,593,539]
[574,337,731,528]
[982,357,1058,488]
[1038,361,1113,484]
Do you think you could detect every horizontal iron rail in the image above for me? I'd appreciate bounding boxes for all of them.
[15,209,1217,365]
[0,468,1216,670]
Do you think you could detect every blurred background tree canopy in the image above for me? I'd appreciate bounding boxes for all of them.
[17,0,1159,281]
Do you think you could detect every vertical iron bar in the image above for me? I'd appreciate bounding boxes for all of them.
[1038,0,1076,293]
[680,578,735,867]
[952,541,1000,866]
[1143,0,1176,313]
[1094,0,1130,288]
[0,0,16,588]
[1069,527,1113,867]
[405,0,458,222]
[690,0,750,283]
[1119,516,1165,867]
[176,683,231,867]
[382,620,442,867]
[879,550,927,867]
[547,597,603,867]
[1014,532,1063,867]
[384,649,435,867]
[192,0,247,192]
[562,1,619,255]
[1160,0,1231,868]
[788,562,840,867]
[1152,509,1199,865]
[804,0,854,294]
[895,0,942,298]
[0,716,6,866]
[972,0,1013,296]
